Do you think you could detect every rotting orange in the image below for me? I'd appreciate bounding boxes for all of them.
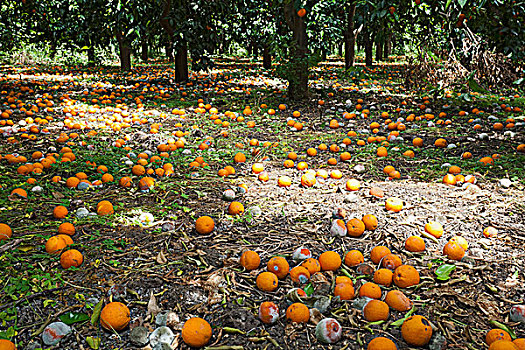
[401,315,433,346]
[289,266,310,284]
[362,214,378,231]
[267,256,290,279]
[385,197,403,212]
[382,254,402,270]
[486,329,512,345]
[301,258,321,275]
[259,302,279,324]
[425,221,444,238]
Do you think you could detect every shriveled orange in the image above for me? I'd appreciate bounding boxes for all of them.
[239,250,260,270]
[425,221,443,238]
[373,268,393,286]
[385,290,412,311]
[393,265,420,288]
[363,300,389,321]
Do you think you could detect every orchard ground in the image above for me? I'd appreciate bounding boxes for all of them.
[0,56,524,349]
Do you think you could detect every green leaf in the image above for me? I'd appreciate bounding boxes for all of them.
[303,283,314,297]
[91,299,104,326]
[446,0,453,9]
[513,78,524,85]
[59,312,90,325]
[468,77,489,93]
[390,306,416,327]
[86,336,101,349]
[435,264,456,281]
[458,0,467,8]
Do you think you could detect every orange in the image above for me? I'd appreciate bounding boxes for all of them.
[489,340,519,350]
[239,250,260,270]
[252,163,264,174]
[373,268,393,286]
[182,317,212,347]
[301,258,321,275]
[58,222,75,236]
[346,218,365,237]
[256,272,278,292]
[405,236,425,252]
[228,201,244,215]
[370,246,391,265]
[359,282,382,299]
[393,265,420,288]
[234,152,246,163]
[363,300,389,321]
[267,256,290,279]
[53,205,68,219]
[401,315,433,346]
[376,146,388,157]
[45,235,73,254]
[0,339,15,350]
[443,241,465,261]
[301,173,316,187]
[367,337,397,350]
[96,200,114,216]
[334,278,354,300]
[486,329,512,345]
[344,250,364,267]
[412,138,424,147]
[60,249,84,269]
[346,179,360,191]
[0,223,13,241]
[195,216,214,234]
[100,302,130,332]
[286,303,309,323]
[385,290,412,311]
[362,214,378,231]
[513,339,525,350]
[319,251,341,271]
[278,176,292,187]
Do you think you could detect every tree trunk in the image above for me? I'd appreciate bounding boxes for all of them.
[252,41,258,58]
[384,33,392,60]
[175,43,188,82]
[375,40,383,62]
[116,31,132,71]
[165,43,173,62]
[283,0,308,100]
[263,44,272,69]
[160,0,175,63]
[141,39,148,62]
[50,42,57,59]
[87,46,96,66]
[364,29,373,66]
[321,49,327,61]
[344,1,357,69]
